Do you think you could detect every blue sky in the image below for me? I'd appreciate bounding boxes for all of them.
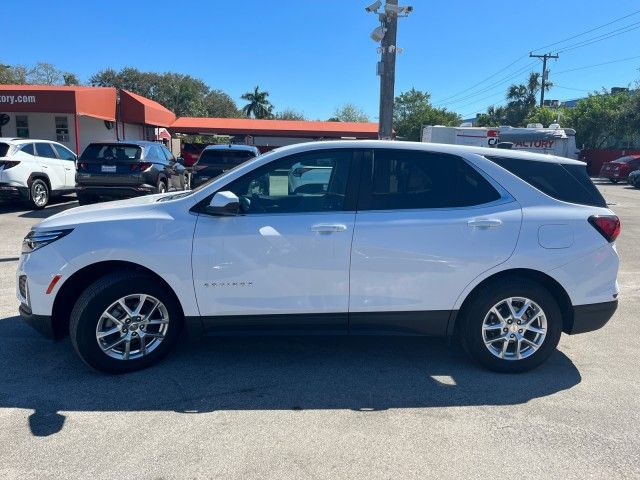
[3,0,640,121]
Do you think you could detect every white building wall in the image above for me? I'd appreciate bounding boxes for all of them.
[0,112,148,154]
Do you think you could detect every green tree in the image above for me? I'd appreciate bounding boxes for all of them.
[565,90,634,149]
[0,63,28,84]
[393,88,461,141]
[274,108,306,120]
[202,90,241,118]
[330,103,370,122]
[241,86,274,119]
[90,67,211,116]
[27,62,64,85]
[477,72,552,127]
[63,72,80,86]
[523,106,564,127]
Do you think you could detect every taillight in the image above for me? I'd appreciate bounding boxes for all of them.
[131,162,152,171]
[1,161,20,169]
[589,215,620,242]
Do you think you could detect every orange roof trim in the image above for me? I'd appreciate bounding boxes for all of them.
[0,85,116,121]
[170,117,379,138]
[120,90,176,127]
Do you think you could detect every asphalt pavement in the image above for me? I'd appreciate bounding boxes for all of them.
[0,183,638,479]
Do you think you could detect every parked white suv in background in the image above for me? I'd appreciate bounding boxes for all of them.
[16,141,620,373]
[0,138,77,209]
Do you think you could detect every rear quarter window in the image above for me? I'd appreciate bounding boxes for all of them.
[486,156,606,208]
[0,143,10,157]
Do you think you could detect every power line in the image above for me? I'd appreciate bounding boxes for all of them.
[437,61,537,107]
[552,85,591,92]
[557,21,640,53]
[433,56,527,104]
[553,55,640,75]
[436,11,640,107]
[530,8,640,53]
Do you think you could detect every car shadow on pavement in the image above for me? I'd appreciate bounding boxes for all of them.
[0,197,77,218]
[0,315,581,437]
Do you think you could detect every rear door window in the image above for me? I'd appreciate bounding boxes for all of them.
[35,143,58,159]
[358,149,501,210]
[486,156,606,208]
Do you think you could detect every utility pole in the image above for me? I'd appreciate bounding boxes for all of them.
[529,52,559,107]
[378,0,398,139]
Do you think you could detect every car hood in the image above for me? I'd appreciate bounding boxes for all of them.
[35,193,174,230]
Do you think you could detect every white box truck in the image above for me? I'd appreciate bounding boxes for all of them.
[421,124,579,159]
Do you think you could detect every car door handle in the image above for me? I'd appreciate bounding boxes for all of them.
[311,223,348,233]
[467,219,502,228]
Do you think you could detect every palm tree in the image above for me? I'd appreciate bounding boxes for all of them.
[241,86,274,119]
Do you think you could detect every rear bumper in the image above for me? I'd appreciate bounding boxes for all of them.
[19,303,55,339]
[566,300,618,334]
[599,171,626,180]
[0,183,29,202]
[76,184,156,200]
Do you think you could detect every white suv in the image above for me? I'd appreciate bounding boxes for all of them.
[16,141,620,373]
[0,138,77,209]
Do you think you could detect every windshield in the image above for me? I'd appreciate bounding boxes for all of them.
[197,149,255,166]
[80,144,142,162]
[0,143,10,157]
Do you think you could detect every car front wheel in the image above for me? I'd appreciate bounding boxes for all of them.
[459,278,562,373]
[70,271,183,373]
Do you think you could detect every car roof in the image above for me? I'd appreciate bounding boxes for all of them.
[265,140,586,165]
[202,144,259,153]
[87,140,159,147]
[0,137,66,145]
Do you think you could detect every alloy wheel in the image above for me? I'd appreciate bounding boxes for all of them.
[481,297,547,361]
[32,182,48,207]
[96,294,170,361]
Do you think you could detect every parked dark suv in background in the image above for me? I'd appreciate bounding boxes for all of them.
[190,145,260,188]
[76,141,187,205]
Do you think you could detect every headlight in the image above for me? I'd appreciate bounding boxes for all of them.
[22,229,73,254]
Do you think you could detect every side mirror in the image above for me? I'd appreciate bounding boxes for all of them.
[176,156,185,165]
[206,191,240,216]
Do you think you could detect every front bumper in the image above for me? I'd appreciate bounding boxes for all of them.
[0,183,29,202]
[565,300,618,334]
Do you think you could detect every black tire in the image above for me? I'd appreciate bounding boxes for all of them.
[610,179,618,184]
[70,271,183,373]
[458,277,562,373]
[157,179,167,194]
[29,178,49,209]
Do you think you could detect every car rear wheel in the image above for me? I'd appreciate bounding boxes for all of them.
[70,271,183,373]
[157,179,167,194]
[459,278,562,373]
[29,179,49,209]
